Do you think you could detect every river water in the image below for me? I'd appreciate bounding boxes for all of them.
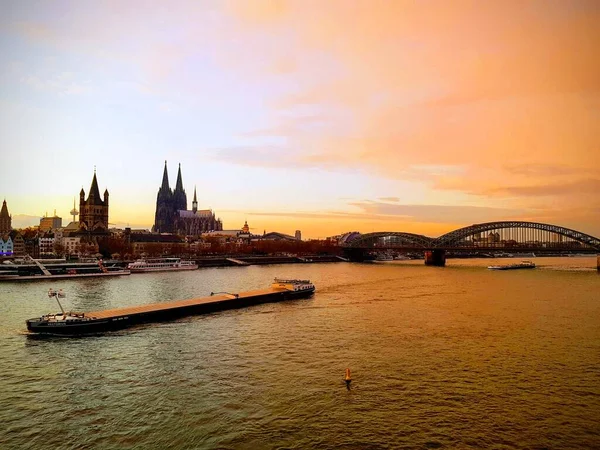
[0,257,599,449]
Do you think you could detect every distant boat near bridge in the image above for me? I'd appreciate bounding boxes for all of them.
[487,260,536,271]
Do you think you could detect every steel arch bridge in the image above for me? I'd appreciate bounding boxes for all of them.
[343,221,600,252]
[434,221,600,250]
[345,231,433,249]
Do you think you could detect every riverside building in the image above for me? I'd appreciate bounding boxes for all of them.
[39,212,63,232]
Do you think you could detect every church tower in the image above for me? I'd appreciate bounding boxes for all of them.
[192,186,198,213]
[153,161,174,233]
[0,200,11,233]
[173,163,187,212]
[79,169,109,233]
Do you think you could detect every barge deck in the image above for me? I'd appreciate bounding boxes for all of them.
[87,287,286,319]
[26,279,315,335]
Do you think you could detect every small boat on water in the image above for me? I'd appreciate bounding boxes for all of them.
[487,260,536,270]
[127,257,198,273]
[26,279,316,335]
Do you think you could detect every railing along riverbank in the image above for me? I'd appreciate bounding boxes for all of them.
[106,254,346,269]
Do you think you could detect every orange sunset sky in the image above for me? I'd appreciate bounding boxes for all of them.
[1,1,598,238]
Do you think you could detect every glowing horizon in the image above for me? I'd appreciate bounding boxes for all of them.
[1,1,598,239]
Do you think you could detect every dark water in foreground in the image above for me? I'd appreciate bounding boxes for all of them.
[1,258,599,449]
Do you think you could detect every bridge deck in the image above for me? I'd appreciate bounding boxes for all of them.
[343,222,600,251]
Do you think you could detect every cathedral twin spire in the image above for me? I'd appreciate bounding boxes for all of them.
[153,161,187,233]
[158,161,187,208]
[152,161,223,234]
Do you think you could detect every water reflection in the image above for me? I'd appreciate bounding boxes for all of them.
[1,258,599,449]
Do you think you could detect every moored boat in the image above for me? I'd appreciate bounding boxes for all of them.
[0,257,129,281]
[487,260,536,270]
[26,278,316,335]
[127,257,198,273]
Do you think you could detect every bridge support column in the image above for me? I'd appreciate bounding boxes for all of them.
[424,249,446,267]
[345,248,369,262]
[597,254,599,272]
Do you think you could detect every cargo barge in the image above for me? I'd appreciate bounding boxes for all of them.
[26,278,315,335]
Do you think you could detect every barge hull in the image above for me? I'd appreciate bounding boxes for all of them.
[26,287,313,335]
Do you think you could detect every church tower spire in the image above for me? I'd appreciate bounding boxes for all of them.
[161,160,170,191]
[172,163,187,211]
[192,186,198,213]
[175,163,184,192]
[88,170,102,204]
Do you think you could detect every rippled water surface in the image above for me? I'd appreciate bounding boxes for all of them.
[1,257,599,449]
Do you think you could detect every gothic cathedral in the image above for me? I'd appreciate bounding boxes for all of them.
[152,162,222,235]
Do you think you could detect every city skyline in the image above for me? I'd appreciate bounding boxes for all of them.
[1,1,598,239]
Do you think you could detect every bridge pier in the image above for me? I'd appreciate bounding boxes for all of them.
[597,255,599,272]
[424,250,446,267]
[344,248,369,262]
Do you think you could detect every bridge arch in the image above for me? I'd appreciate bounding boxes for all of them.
[433,221,600,251]
[346,231,434,249]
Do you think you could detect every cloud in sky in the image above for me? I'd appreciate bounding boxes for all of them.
[0,1,598,237]
[250,201,533,225]
[227,3,599,172]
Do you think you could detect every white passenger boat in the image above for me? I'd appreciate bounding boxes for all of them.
[127,258,198,273]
